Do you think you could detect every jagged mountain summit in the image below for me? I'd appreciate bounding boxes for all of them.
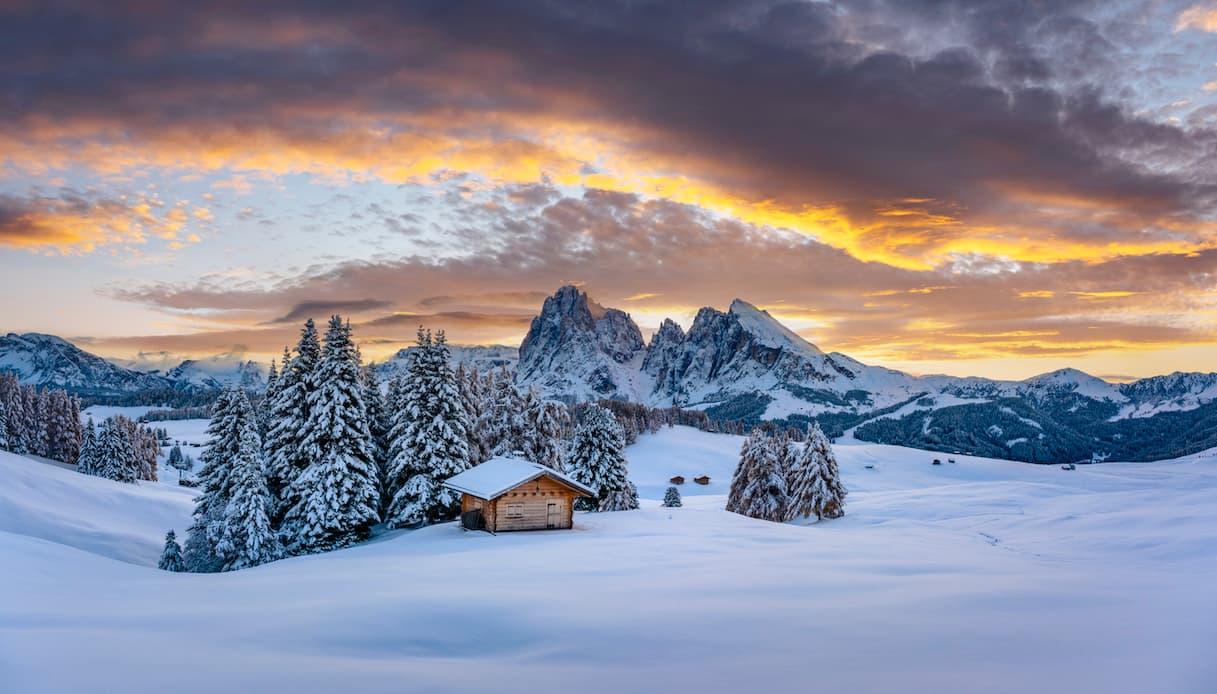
[513,286,1217,462]
[516,285,648,401]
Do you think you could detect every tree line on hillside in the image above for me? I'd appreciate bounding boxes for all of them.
[0,373,82,464]
[172,316,638,573]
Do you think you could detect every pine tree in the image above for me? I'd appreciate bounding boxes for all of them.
[726,430,768,514]
[167,445,194,481]
[97,419,137,483]
[600,480,639,512]
[455,365,487,465]
[481,368,525,457]
[265,324,321,524]
[566,404,632,511]
[77,419,98,474]
[216,417,281,570]
[362,366,390,474]
[520,387,567,470]
[6,388,28,454]
[786,422,847,521]
[282,316,380,552]
[384,329,471,527]
[184,388,250,573]
[662,485,682,508]
[158,530,186,572]
[742,436,788,522]
[0,399,7,450]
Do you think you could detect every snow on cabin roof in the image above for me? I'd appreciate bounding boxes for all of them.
[442,456,596,500]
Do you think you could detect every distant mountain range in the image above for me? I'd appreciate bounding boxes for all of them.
[0,333,264,396]
[511,286,1217,462]
[5,286,1217,461]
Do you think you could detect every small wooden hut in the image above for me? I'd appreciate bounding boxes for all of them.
[443,456,596,533]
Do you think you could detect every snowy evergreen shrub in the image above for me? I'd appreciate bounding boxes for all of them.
[158,530,186,572]
[566,404,629,511]
[662,486,682,508]
[282,316,380,552]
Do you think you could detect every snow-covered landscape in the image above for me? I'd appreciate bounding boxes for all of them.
[2,426,1215,693]
[6,3,1217,691]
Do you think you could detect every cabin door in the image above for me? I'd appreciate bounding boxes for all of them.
[546,500,560,529]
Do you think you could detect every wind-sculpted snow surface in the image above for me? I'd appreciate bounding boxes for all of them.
[2,428,1216,693]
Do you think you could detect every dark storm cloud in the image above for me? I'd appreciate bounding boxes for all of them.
[2,0,1213,245]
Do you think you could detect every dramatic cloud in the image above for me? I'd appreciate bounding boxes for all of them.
[2,1,1215,377]
[2,1,1215,266]
[106,189,1217,366]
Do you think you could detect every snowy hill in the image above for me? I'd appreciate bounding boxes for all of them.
[1,430,1215,692]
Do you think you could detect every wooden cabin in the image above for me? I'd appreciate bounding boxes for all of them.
[442,457,596,533]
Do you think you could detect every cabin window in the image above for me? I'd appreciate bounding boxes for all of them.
[506,503,524,518]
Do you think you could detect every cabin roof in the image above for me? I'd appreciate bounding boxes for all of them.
[442,456,596,500]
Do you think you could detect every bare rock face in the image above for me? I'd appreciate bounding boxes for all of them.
[516,286,646,402]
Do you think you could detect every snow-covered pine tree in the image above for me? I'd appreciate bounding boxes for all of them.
[97,419,137,483]
[282,316,380,552]
[28,388,48,457]
[520,387,567,471]
[167,445,194,481]
[786,422,846,521]
[455,364,486,466]
[566,404,631,511]
[662,485,682,508]
[6,387,28,454]
[600,480,639,512]
[361,364,391,478]
[216,415,281,570]
[384,328,471,527]
[158,530,186,572]
[0,398,7,450]
[741,436,788,522]
[77,419,98,474]
[184,388,249,573]
[773,431,796,484]
[726,429,768,514]
[265,323,321,524]
[481,367,525,457]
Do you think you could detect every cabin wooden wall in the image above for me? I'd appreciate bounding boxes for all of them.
[479,476,580,532]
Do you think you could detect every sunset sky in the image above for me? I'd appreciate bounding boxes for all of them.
[2,0,1216,381]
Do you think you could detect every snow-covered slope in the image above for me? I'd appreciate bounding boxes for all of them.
[1,429,1215,693]
[0,449,195,565]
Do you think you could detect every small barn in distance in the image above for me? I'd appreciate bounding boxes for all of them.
[443,457,596,533]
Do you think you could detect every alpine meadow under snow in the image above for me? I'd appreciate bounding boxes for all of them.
[2,427,1216,693]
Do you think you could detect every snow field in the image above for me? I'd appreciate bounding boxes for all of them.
[1,426,1216,693]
